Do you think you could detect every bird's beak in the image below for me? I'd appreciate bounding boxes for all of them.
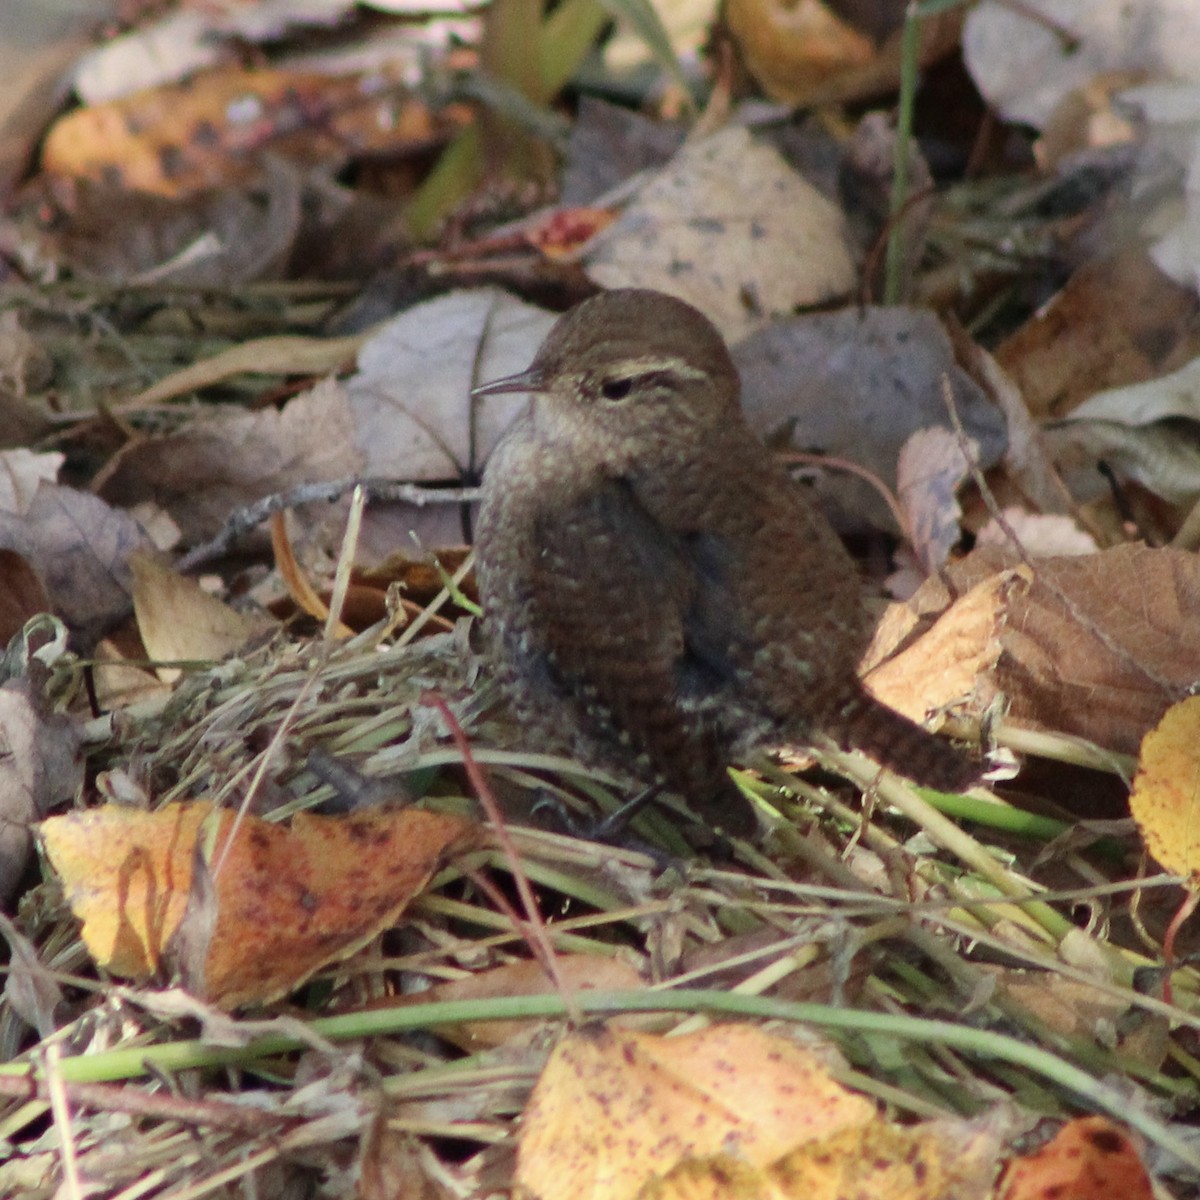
[471,366,545,397]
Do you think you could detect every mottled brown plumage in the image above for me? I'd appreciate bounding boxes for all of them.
[474,288,978,835]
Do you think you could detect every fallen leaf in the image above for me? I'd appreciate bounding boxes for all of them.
[44,63,460,199]
[40,800,475,1009]
[0,911,63,1038]
[878,544,1200,756]
[0,550,51,647]
[896,427,975,575]
[129,552,271,681]
[1129,695,1200,880]
[0,482,147,648]
[963,0,1199,130]
[997,1117,1153,1200]
[863,565,1025,725]
[726,0,874,102]
[974,510,1098,558]
[0,679,83,904]
[994,250,1200,423]
[516,1024,875,1200]
[347,287,554,482]
[98,379,363,543]
[735,307,1007,534]
[728,0,961,108]
[0,448,62,514]
[584,127,856,342]
[641,1116,998,1200]
[765,1116,996,1200]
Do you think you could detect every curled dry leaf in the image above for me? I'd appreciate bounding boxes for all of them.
[39,800,475,1009]
[896,427,976,576]
[516,1024,875,1200]
[874,544,1200,756]
[863,566,1027,728]
[993,250,1200,424]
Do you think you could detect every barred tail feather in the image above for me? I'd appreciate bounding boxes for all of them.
[828,689,980,793]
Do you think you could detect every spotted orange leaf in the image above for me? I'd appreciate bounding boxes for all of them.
[40,801,474,1009]
[998,1117,1153,1200]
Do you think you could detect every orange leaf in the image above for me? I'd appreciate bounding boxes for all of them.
[40,801,474,1009]
[998,1117,1153,1200]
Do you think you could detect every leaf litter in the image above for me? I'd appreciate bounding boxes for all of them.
[3,3,1200,1198]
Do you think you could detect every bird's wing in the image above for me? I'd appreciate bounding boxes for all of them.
[531,479,752,830]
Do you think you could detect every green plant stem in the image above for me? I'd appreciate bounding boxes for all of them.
[8,990,1197,1170]
[884,2,923,305]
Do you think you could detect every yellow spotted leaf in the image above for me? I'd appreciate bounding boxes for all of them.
[1129,695,1200,879]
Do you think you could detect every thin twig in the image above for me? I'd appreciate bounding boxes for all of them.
[177,478,481,572]
[422,691,576,1019]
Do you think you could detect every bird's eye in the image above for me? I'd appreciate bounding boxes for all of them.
[600,377,634,401]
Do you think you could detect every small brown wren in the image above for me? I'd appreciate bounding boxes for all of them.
[473,288,979,835]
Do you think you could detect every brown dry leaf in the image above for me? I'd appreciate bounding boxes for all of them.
[947,321,1071,518]
[129,552,270,682]
[1129,695,1200,880]
[269,512,354,637]
[728,0,961,107]
[726,0,874,100]
[0,482,147,648]
[0,1,109,193]
[115,334,368,415]
[0,549,51,647]
[994,251,1200,422]
[98,379,363,543]
[393,956,645,1051]
[0,911,63,1039]
[881,544,1200,756]
[40,800,475,1009]
[0,679,83,904]
[359,1120,453,1200]
[863,566,1026,726]
[997,1117,1153,1200]
[516,1024,875,1200]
